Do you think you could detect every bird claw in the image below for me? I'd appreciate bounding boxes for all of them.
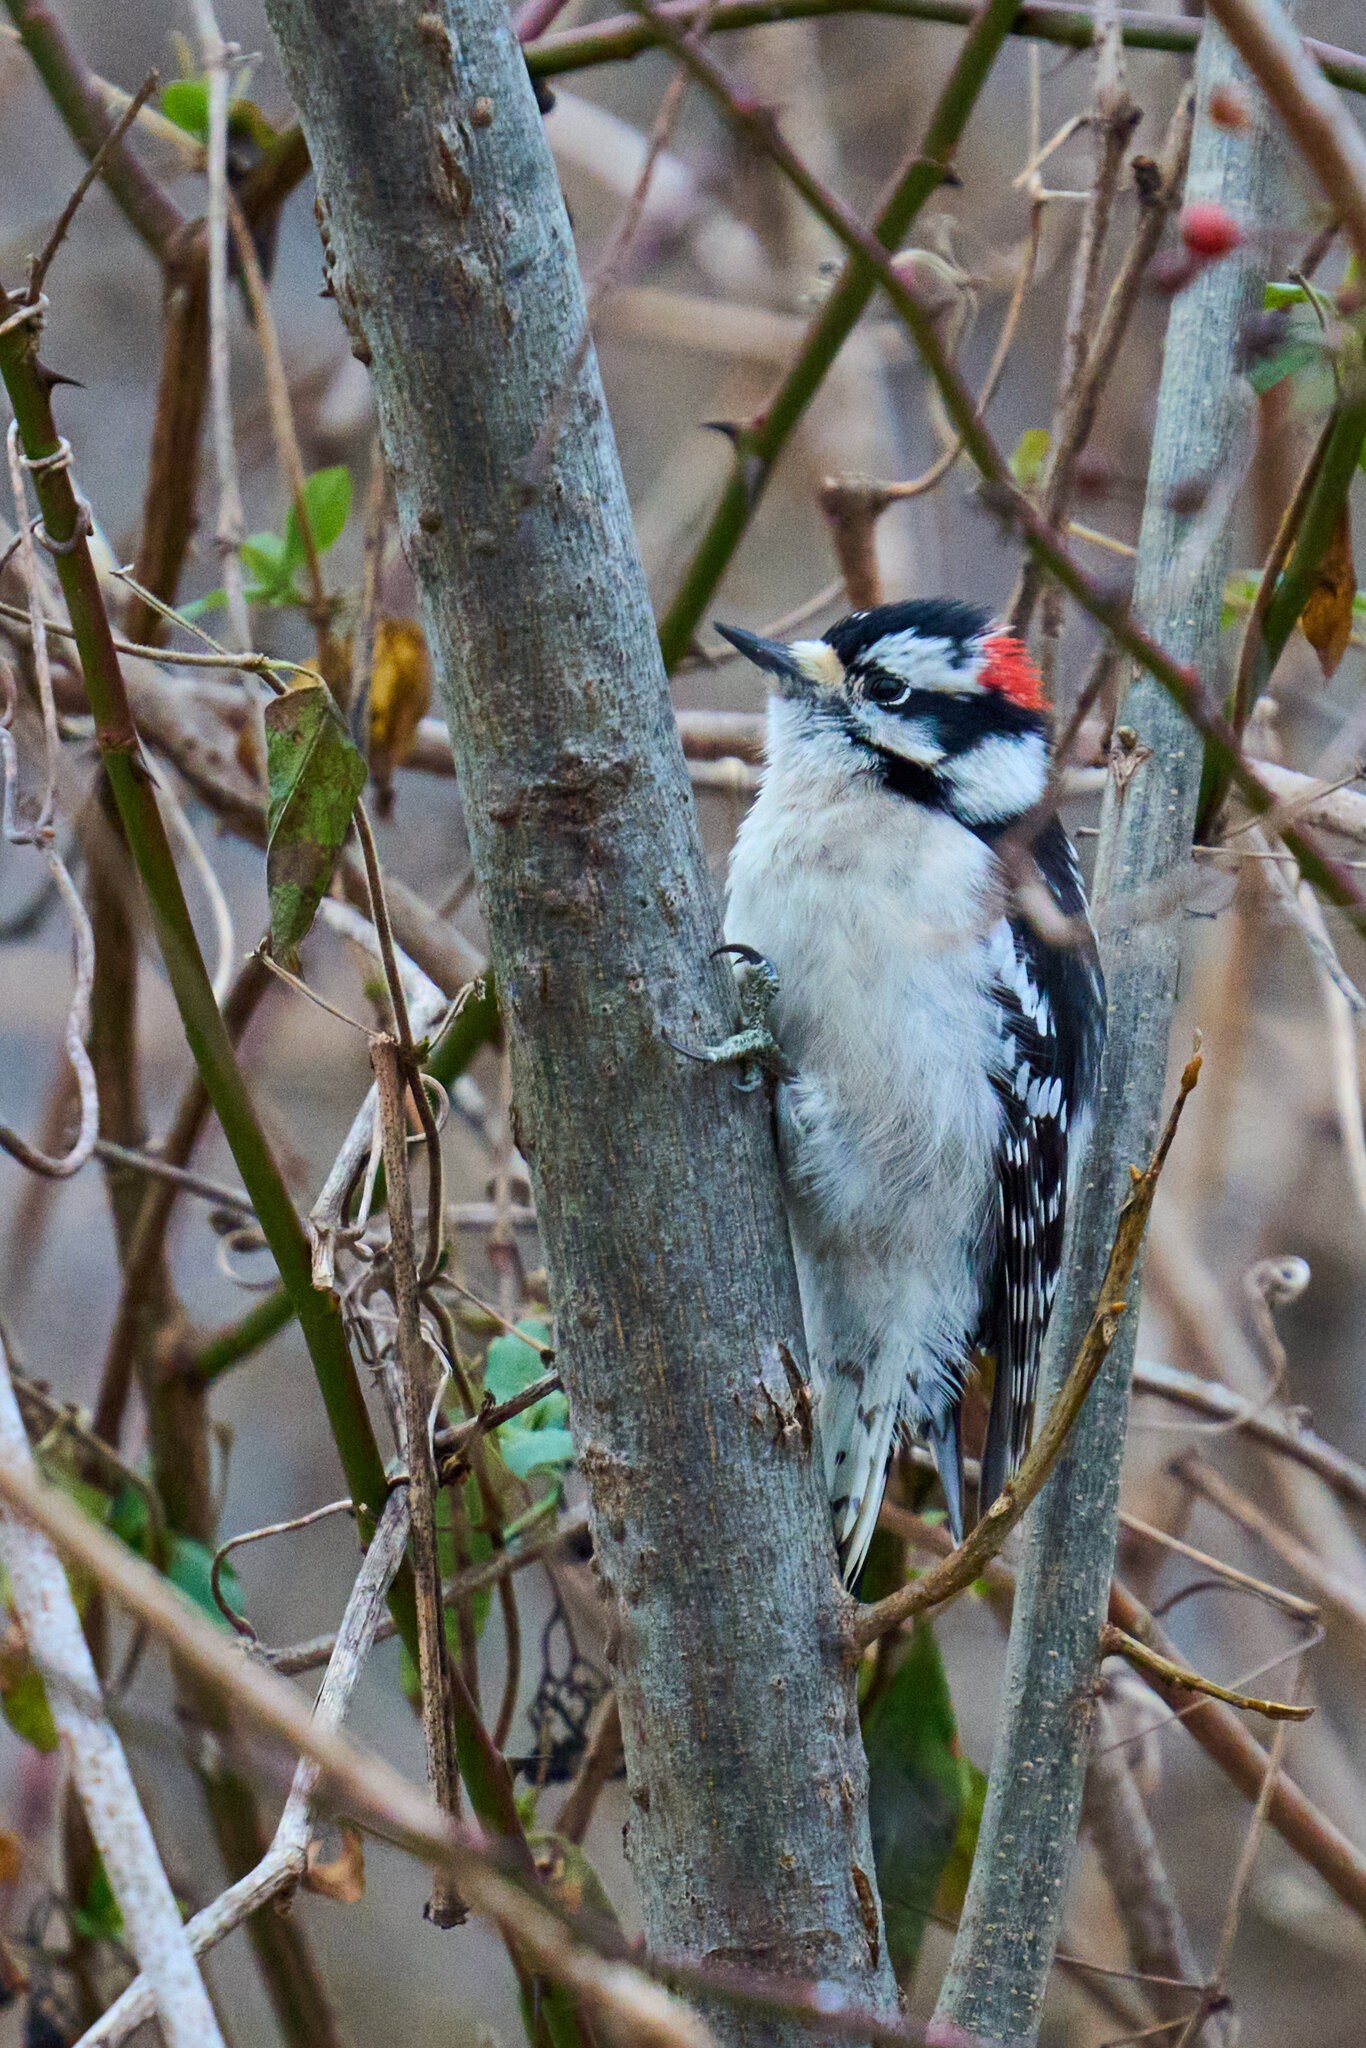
[669,945,795,1091]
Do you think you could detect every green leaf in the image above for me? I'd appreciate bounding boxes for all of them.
[107,1481,149,1552]
[285,466,352,569]
[862,1622,968,1983]
[264,682,367,967]
[1008,426,1050,491]
[1263,280,1308,310]
[168,1536,241,1628]
[499,1426,576,1479]
[241,531,288,578]
[161,79,210,142]
[70,1851,123,1942]
[178,588,226,620]
[0,1658,58,1753]
[484,1322,553,1405]
[1221,570,1261,629]
[935,1755,987,1924]
[1246,337,1322,396]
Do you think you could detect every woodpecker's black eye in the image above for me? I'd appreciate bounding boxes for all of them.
[860,669,911,709]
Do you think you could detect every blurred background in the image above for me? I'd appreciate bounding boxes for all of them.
[3,1,1366,2042]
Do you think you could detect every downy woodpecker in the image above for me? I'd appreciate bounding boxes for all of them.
[715,598,1105,1583]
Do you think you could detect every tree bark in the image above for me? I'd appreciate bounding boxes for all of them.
[259,1,897,2035]
[933,19,1296,2047]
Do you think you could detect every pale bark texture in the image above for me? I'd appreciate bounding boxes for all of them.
[260,0,897,2033]
[933,20,1297,2046]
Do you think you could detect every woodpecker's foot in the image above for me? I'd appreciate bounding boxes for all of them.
[670,944,795,1091]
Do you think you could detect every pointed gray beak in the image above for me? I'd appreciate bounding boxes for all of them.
[714,621,805,683]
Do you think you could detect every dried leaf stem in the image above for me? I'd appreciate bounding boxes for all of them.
[372,1034,465,1927]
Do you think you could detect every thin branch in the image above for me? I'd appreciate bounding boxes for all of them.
[1171,1670,1302,2048]
[91,1141,254,1216]
[225,185,331,655]
[0,1445,714,2048]
[1204,0,1366,272]
[0,1333,225,2048]
[189,1,251,654]
[372,1034,465,1926]
[653,0,1023,667]
[1084,1690,1236,2048]
[1010,78,1193,638]
[1176,1453,1366,1638]
[27,71,160,299]
[524,0,1366,99]
[849,1049,1200,1654]
[94,949,273,1445]
[74,1487,412,2048]
[1027,1,1138,675]
[1099,1624,1310,1721]
[1,0,186,256]
[1131,1360,1366,1510]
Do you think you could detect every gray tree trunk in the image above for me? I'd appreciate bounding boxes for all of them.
[260,2,897,2036]
[933,21,1296,2047]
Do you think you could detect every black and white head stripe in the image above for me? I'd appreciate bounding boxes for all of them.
[824,598,996,687]
[801,601,1053,833]
[978,815,1105,1508]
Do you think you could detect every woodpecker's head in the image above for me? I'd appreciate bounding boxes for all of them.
[716,598,1051,833]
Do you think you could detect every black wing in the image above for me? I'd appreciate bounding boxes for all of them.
[979,816,1105,1515]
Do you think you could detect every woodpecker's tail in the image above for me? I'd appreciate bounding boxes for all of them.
[926,1405,965,1546]
[819,1368,900,1587]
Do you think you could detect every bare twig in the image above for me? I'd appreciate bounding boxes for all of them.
[1099,1624,1310,1721]
[75,1487,412,2048]
[0,1333,225,2048]
[1177,1454,1366,1639]
[523,2,1366,103]
[1010,80,1194,638]
[27,71,160,299]
[1131,1359,1366,1510]
[225,185,330,655]
[1024,1,1139,669]
[1171,1668,1303,2048]
[0,1445,714,2048]
[1085,1691,1235,2048]
[268,1503,589,1677]
[1204,0,1366,272]
[187,1,251,654]
[372,1035,464,1926]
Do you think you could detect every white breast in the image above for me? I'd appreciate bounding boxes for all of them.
[723,701,1005,1267]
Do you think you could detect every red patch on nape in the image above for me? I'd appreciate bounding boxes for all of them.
[981,634,1048,712]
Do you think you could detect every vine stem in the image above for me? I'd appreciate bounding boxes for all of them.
[524,0,1366,99]
[0,296,408,1652]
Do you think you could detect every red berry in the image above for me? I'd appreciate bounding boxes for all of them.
[1179,202,1244,259]
[1208,84,1252,131]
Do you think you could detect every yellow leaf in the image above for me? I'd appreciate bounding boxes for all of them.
[304,1824,365,1904]
[369,618,432,770]
[1300,505,1355,679]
